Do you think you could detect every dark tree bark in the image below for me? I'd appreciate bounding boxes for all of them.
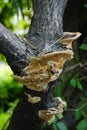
[0,0,68,130]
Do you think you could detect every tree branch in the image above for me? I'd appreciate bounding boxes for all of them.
[0,23,30,74]
[0,0,69,130]
[26,0,68,51]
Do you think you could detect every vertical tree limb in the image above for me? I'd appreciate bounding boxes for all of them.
[0,0,69,130]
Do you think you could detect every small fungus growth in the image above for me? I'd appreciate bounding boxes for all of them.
[60,32,81,49]
[25,92,41,104]
[38,97,66,123]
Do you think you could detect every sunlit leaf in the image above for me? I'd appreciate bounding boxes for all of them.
[70,78,77,87]
[0,113,10,130]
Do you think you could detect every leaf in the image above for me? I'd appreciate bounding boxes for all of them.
[80,43,87,51]
[0,113,10,130]
[70,77,83,90]
[53,117,57,124]
[54,82,62,97]
[77,80,83,91]
[7,99,19,113]
[70,78,77,87]
[0,53,6,62]
[52,124,58,130]
[56,114,63,119]
[57,121,67,130]
[75,110,82,120]
[77,119,87,130]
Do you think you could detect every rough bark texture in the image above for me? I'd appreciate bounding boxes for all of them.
[0,0,68,130]
[0,24,28,74]
[26,0,67,53]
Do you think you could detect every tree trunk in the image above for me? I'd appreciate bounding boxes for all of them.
[0,0,68,130]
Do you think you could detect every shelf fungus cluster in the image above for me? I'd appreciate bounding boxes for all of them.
[13,32,81,123]
[38,97,66,123]
[13,50,73,91]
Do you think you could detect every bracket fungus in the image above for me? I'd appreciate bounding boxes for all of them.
[13,32,81,122]
[38,97,66,123]
[60,32,81,49]
[25,93,41,104]
[13,50,73,92]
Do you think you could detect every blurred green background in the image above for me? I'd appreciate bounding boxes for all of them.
[0,0,87,130]
[0,0,32,129]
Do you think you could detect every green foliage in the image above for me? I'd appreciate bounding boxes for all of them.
[0,64,23,129]
[0,0,32,35]
[0,64,23,111]
[7,99,19,113]
[77,119,87,130]
[0,113,10,130]
[80,43,87,51]
[0,0,32,129]
[8,0,32,17]
[54,81,62,97]
[0,53,6,63]
[57,122,67,130]
[51,115,65,130]
[75,110,82,121]
[75,98,87,118]
[70,77,83,91]
[52,124,58,130]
